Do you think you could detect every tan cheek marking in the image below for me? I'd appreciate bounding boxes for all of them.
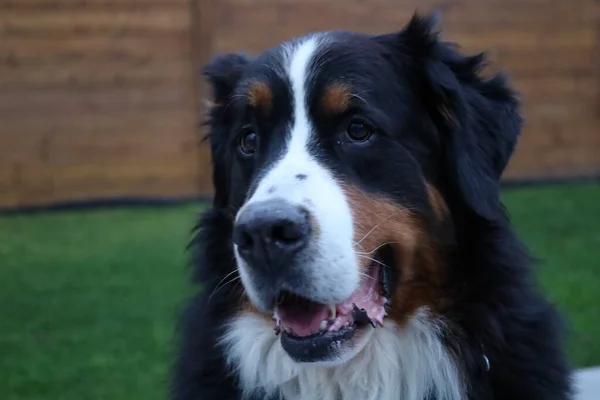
[221,274,271,321]
[344,185,418,269]
[241,297,273,322]
[343,185,443,326]
[246,81,272,113]
[320,83,352,115]
[426,183,450,220]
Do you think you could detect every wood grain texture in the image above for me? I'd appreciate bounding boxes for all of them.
[0,0,206,208]
[1,0,189,8]
[0,8,190,36]
[0,35,191,64]
[0,60,190,88]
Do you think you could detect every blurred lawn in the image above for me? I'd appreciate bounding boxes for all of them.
[0,182,598,399]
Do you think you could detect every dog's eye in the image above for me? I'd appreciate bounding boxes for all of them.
[346,120,374,142]
[239,130,258,155]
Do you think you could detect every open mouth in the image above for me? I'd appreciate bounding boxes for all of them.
[273,246,394,361]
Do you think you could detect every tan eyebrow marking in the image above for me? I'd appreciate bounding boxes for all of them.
[246,81,272,113]
[320,83,353,115]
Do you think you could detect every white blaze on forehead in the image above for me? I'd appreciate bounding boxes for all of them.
[233,36,359,307]
[288,37,317,155]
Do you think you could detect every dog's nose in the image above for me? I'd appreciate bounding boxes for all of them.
[234,199,310,266]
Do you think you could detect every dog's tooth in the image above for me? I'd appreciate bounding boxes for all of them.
[329,304,337,319]
[320,320,328,330]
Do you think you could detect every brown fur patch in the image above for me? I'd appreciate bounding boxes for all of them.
[343,185,443,326]
[426,183,449,220]
[242,300,263,315]
[320,83,352,115]
[246,81,272,112]
[241,297,273,323]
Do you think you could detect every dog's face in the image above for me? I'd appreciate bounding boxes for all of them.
[203,14,521,364]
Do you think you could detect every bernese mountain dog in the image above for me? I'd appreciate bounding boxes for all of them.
[170,13,573,400]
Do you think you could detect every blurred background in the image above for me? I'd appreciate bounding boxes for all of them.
[0,0,598,399]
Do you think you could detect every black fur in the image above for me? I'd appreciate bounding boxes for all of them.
[170,13,573,400]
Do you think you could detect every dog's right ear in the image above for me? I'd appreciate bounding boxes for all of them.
[203,52,250,105]
[202,53,250,209]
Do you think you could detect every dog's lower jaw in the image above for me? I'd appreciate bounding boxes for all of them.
[220,307,465,400]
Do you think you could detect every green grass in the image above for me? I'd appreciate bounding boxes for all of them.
[502,183,600,368]
[0,206,198,400]
[0,183,598,399]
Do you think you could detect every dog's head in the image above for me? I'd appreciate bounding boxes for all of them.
[202,13,522,364]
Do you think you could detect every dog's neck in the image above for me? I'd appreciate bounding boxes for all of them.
[221,308,465,400]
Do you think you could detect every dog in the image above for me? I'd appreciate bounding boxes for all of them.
[170,13,573,400]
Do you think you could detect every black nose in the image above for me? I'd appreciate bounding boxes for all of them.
[233,199,310,266]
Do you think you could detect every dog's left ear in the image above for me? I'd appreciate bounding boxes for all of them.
[377,13,523,220]
[202,52,251,209]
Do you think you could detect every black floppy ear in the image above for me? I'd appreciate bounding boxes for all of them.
[202,53,250,209]
[397,13,523,220]
[203,52,250,105]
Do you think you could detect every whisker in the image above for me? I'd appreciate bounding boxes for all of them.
[213,269,239,290]
[222,99,236,114]
[354,241,402,256]
[208,270,241,303]
[358,272,378,282]
[216,276,242,297]
[357,254,393,269]
[353,210,404,247]
[348,90,371,104]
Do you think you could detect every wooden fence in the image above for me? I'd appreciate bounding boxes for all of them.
[0,0,598,208]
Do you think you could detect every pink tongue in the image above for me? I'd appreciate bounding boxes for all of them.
[275,299,329,337]
[274,264,386,336]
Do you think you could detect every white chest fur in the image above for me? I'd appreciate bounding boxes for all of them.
[220,308,465,400]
